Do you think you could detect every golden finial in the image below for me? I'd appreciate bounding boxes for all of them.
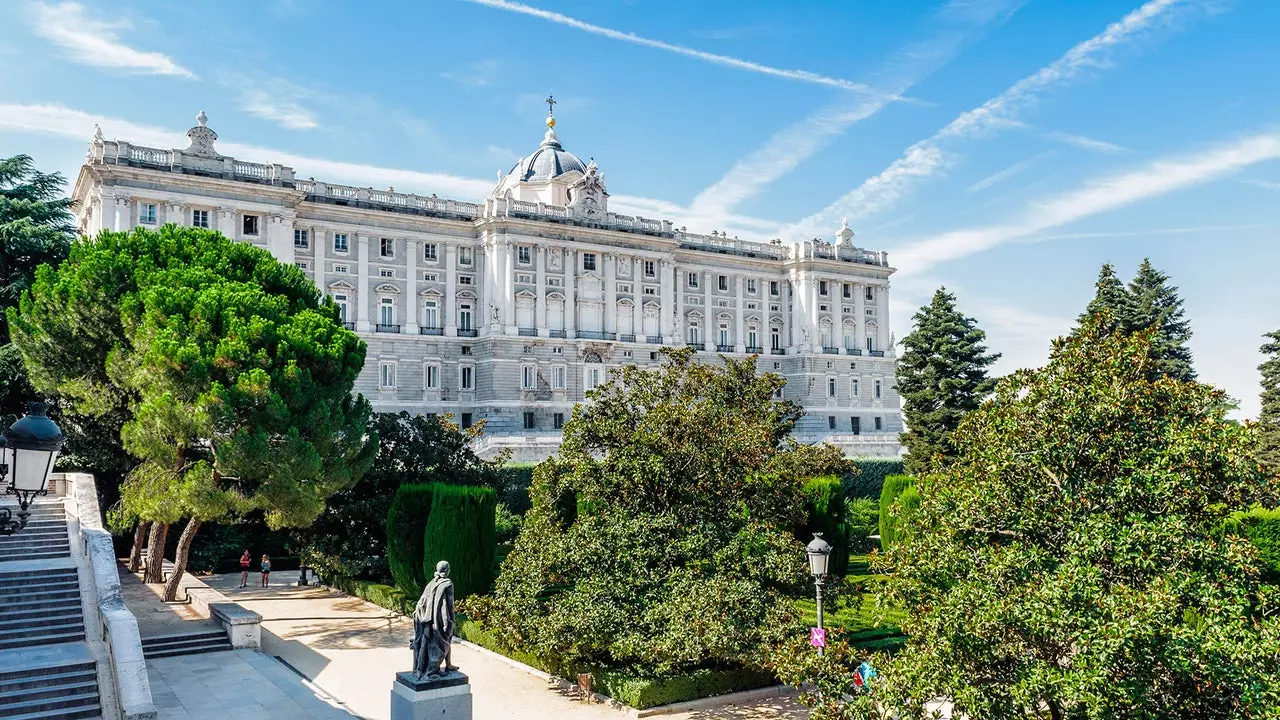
[545,94,556,128]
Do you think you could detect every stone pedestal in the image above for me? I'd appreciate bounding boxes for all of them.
[391,671,472,720]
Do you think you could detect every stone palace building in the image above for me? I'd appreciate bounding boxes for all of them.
[72,110,903,461]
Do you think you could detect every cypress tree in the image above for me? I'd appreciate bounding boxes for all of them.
[1077,263,1135,337]
[897,288,1000,474]
[1126,258,1195,382]
[1260,330,1280,471]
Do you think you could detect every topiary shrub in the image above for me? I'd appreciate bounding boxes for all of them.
[845,497,879,554]
[422,484,498,599]
[879,474,917,551]
[1225,507,1280,582]
[387,483,436,597]
[844,458,905,499]
[799,475,849,577]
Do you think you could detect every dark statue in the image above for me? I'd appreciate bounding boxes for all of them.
[411,560,457,679]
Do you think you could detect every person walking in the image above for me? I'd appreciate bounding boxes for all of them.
[260,554,271,588]
[239,549,252,588]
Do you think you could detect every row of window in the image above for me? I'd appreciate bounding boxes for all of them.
[378,361,594,394]
[828,416,884,433]
[817,281,876,302]
[826,377,885,399]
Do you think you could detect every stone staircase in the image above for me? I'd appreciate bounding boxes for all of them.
[141,626,232,660]
[0,500,103,720]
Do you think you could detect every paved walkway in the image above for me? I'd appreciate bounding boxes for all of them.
[147,648,355,719]
[202,573,806,720]
[116,563,220,638]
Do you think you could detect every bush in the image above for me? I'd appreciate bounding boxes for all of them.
[845,498,879,554]
[1226,507,1280,581]
[799,476,849,577]
[325,574,414,616]
[879,475,916,551]
[386,484,435,596]
[421,484,497,599]
[844,458,905,499]
[498,463,537,515]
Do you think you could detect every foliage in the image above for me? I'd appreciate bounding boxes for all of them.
[877,475,916,552]
[797,314,1280,720]
[800,476,849,577]
[1224,507,1280,582]
[1261,330,1280,472]
[386,483,436,596]
[1077,263,1135,338]
[298,411,506,582]
[770,632,884,720]
[494,502,523,545]
[1126,258,1195,382]
[324,574,414,616]
[842,458,903,499]
[896,288,999,475]
[464,348,850,675]
[498,463,537,515]
[421,483,497,599]
[844,498,879,554]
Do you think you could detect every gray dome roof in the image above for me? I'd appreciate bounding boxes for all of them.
[506,129,587,182]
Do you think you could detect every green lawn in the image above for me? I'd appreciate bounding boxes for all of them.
[793,554,908,651]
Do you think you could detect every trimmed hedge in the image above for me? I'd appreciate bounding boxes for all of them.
[326,575,414,616]
[879,475,917,551]
[422,484,497,599]
[387,484,436,597]
[845,497,879,554]
[800,475,849,577]
[844,457,906,499]
[1226,507,1280,581]
[498,463,537,515]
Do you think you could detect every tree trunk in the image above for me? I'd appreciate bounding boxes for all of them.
[128,521,150,573]
[162,519,201,602]
[1046,699,1064,720]
[143,522,169,584]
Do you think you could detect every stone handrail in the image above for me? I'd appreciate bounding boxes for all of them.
[89,139,292,186]
[296,179,483,218]
[64,473,158,720]
[676,231,787,260]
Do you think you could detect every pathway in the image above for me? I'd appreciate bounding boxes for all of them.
[202,573,807,720]
[147,648,355,720]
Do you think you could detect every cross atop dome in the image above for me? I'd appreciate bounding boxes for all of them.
[545,94,556,128]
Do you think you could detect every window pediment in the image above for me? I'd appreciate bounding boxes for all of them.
[375,283,400,294]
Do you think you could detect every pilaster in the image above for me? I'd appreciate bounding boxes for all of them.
[604,252,616,334]
[735,276,745,353]
[504,241,516,335]
[406,238,419,334]
[854,282,866,353]
[444,243,457,335]
[535,245,547,336]
[356,234,371,333]
[216,207,236,238]
[565,249,576,337]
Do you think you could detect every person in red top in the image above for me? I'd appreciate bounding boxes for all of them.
[239,550,251,588]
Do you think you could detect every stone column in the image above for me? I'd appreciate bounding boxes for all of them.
[267,214,295,265]
[661,261,675,342]
[703,269,713,347]
[632,257,643,340]
[854,282,866,353]
[504,240,516,335]
[481,235,497,334]
[444,244,457,335]
[810,275,821,350]
[604,252,616,336]
[735,276,745,353]
[535,245,547,336]
[314,226,326,291]
[356,234,371,333]
[406,238,419,334]
[565,249,576,338]
[216,207,236,238]
[876,284,890,353]
[165,201,186,227]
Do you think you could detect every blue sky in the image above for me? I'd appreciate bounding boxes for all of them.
[1,0,1277,418]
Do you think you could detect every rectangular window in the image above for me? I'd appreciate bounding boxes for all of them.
[333,264,349,274]
[688,272,699,288]
[461,346,472,355]
[852,379,859,397]
[875,416,883,431]
[553,412,565,430]
[294,229,309,248]
[333,233,349,253]
[379,269,393,278]
[139,203,157,224]
[459,304,473,331]
[242,215,259,236]
[583,253,597,271]
[552,365,566,390]
[617,283,631,294]
[770,281,779,296]
[518,274,533,284]
[819,280,829,296]
[748,329,758,349]
[875,379,882,399]
[718,324,730,347]
[771,328,781,350]
[548,277,563,287]
[422,301,438,328]
[865,286,874,301]
[843,283,852,298]
[717,275,728,291]
[643,286,657,295]
[522,365,536,390]
[460,413,473,429]
[423,272,438,282]
[746,279,756,294]
[424,365,439,389]
[459,247,474,265]
[828,416,836,430]
[458,275,474,285]
[333,294,348,322]
[518,246,531,265]
[851,417,861,434]
[294,262,309,270]
[643,260,655,277]
[191,209,209,228]
[424,243,438,262]
[523,411,536,430]
[379,237,394,258]
[828,378,837,397]
[460,366,474,391]
[379,362,396,389]
[585,367,602,390]
[379,298,395,325]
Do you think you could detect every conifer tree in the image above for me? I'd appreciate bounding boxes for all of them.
[1126,258,1195,382]
[1260,330,1280,471]
[1077,263,1135,337]
[897,288,999,475]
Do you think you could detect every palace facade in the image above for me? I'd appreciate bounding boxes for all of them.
[72,111,903,461]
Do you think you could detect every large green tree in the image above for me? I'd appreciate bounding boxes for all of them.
[1261,330,1280,472]
[1076,263,1134,338]
[465,348,850,675]
[12,225,377,599]
[298,411,507,582]
[1126,258,1195,382]
[778,316,1280,719]
[896,288,999,474]
[0,154,73,425]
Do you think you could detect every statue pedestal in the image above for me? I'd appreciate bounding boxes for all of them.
[391,671,472,720]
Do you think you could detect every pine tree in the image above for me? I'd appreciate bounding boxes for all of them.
[1259,330,1280,471]
[1077,263,1135,336]
[1126,258,1195,382]
[897,288,1000,475]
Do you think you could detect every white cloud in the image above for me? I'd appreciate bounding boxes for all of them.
[783,0,1198,240]
[30,1,196,79]
[0,103,780,238]
[1043,130,1127,153]
[442,60,500,87]
[966,151,1053,193]
[690,0,1024,217]
[890,130,1280,276]
[460,0,878,93]
[239,89,318,131]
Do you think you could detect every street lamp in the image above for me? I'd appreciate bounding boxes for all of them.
[806,533,833,655]
[0,402,66,535]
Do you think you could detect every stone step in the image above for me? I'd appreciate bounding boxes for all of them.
[0,606,82,624]
[0,542,72,554]
[0,629,85,649]
[0,705,100,720]
[140,629,228,647]
[0,680,98,708]
[0,691,100,718]
[0,614,83,634]
[0,597,84,616]
[0,586,81,605]
[0,668,96,695]
[0,580,80,597]
[142,637,233,660]
[0,526,67,538]
[0,646,94,683]
[0,622,85,645]
[0,549,71,562]
[0,566,77,582]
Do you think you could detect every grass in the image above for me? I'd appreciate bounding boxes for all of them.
[794,553,907,650]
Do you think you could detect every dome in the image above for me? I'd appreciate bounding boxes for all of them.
[504,128,587,183]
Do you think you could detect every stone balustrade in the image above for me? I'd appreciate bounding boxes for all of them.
[89,139,292,186]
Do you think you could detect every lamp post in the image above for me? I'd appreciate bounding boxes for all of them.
[0,402,66,535]
[806,532,833,655]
